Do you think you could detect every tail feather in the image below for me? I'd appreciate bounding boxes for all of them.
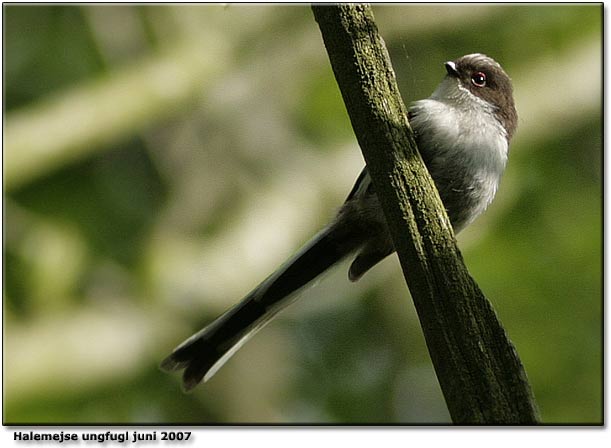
[160,222,364,391]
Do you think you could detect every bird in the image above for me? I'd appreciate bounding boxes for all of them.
[161,53,518,392]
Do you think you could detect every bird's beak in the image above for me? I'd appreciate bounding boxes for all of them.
[444,61,459,77]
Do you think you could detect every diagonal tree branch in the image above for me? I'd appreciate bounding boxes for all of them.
[312,4,539,424]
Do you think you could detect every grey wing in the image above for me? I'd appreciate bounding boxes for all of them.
[345,166,370,202]
[340,168,395,282]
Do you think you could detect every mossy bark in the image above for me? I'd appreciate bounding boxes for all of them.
[312,4,539,424]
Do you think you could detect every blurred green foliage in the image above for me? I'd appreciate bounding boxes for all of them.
[2,4,602,424]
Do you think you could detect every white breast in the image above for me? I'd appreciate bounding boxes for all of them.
[408,78,509,231]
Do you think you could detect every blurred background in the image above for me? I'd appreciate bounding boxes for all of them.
[2,4,602,424]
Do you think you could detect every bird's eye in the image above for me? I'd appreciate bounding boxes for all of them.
[471,72,487,87]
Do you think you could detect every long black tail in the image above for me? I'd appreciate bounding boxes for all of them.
[160,221,364,391]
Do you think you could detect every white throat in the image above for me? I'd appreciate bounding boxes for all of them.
[408,77,509,231]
